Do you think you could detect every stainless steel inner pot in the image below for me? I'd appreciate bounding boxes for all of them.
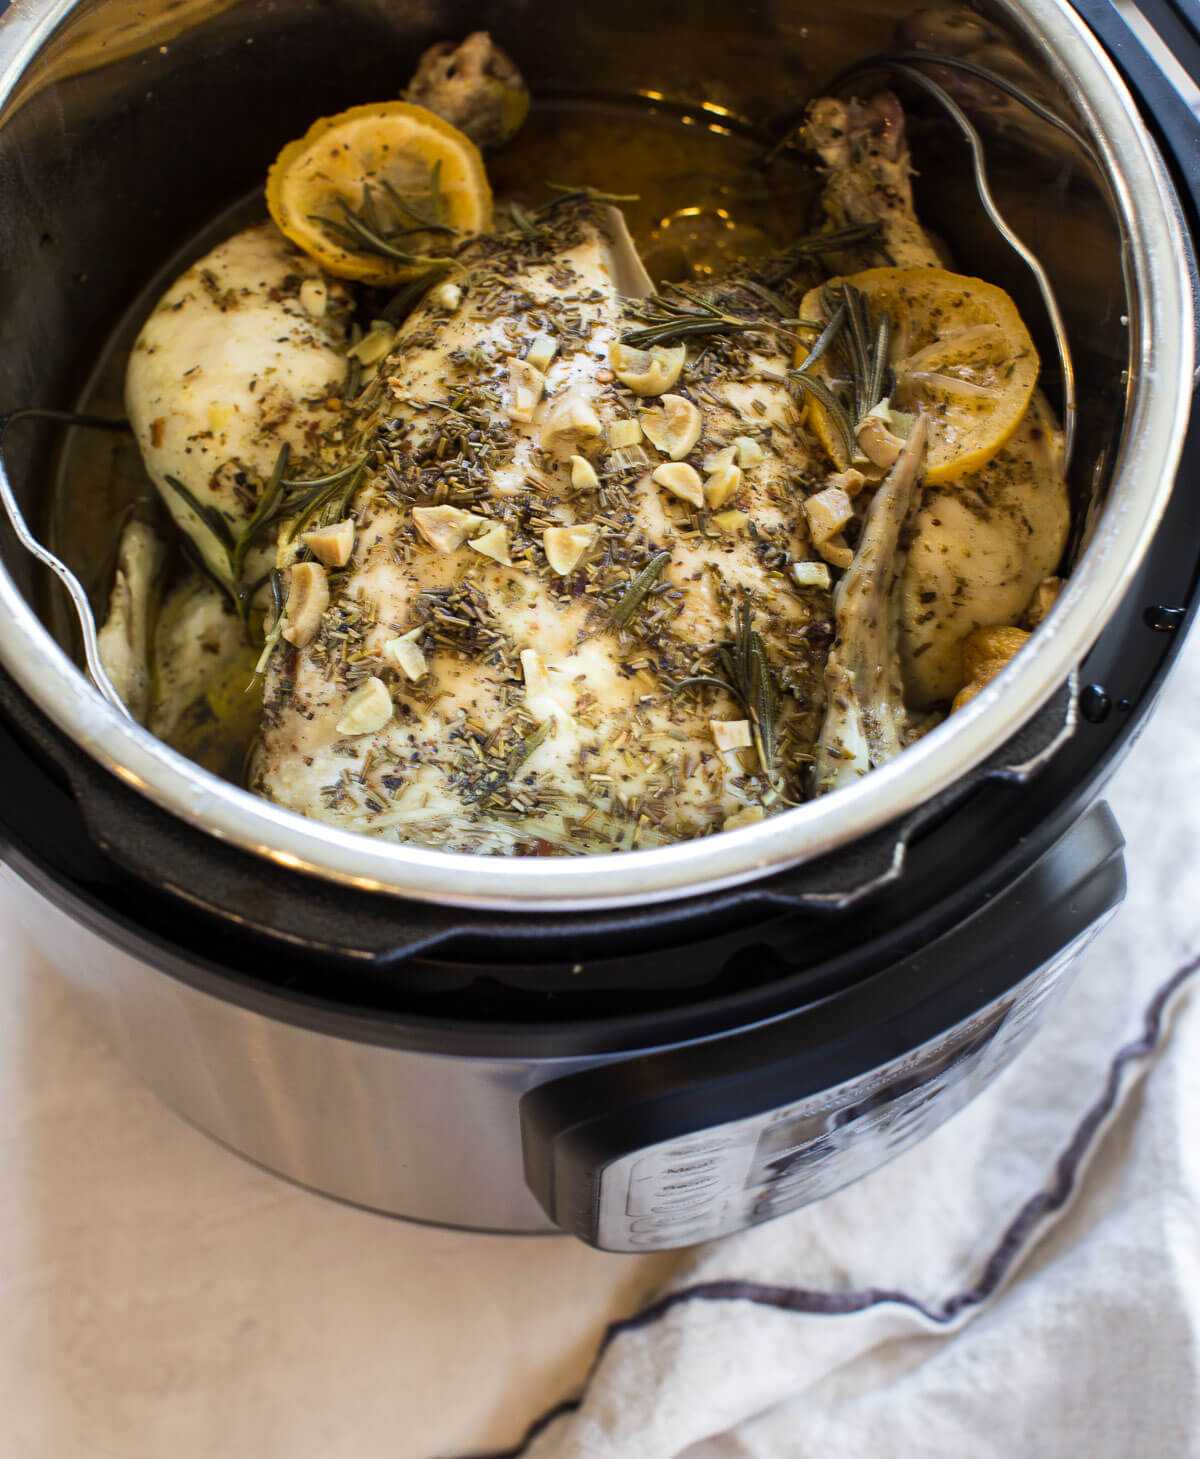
[0,0,1192,911]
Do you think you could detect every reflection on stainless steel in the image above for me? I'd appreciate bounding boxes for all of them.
[2,870,586,1231]
[2,0,243,117]
[3,862,1114,1243]
[0,410,132,718]
[0,0,1190,909]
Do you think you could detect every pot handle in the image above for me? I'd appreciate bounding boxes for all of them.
[520,800,1125,1250]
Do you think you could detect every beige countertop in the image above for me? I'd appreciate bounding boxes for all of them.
[0,893,676,1458]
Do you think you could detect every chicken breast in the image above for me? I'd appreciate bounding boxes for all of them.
[251,200,834,853]
[126,221,353,595]
[899,392,1069,706]
[111,67,1071,844]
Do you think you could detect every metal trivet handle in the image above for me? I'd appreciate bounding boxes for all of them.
[831,50,1084,475]
[0,408,134,720]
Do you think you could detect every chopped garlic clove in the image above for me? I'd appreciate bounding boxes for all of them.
[713,509,750,534]
[540,391,603,452]
[723,805,765,831]
[570,454,600,491]
[641,394,703,460]
[830,467,868,498]
[507,358,546,423]
[856,415,905,468]
[347,323,396,366]
[543,523,597,575]
[520,649,572,724]
[818,534,854,570]
[335,676,393,736]
[607,417,643,450]
[281,561,328,648]
[520,648,550,698]
[412,505,486,553]
[856,398,913,469]
[704,462,742,508]
[711,719,753,752]
[733,436,765,469]
[608,341,686,396]
[526,333,558,372]
[299,278,327,318]
[384,635,428,681]
[431,281,463,312]
[469,522,513,565]
[703,444,736,473]
[652,461,704,508]
[792,560,832,591]
[301,518,355,569]
[804,485,854,544]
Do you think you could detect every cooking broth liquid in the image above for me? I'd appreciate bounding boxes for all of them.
[48,96,818,781]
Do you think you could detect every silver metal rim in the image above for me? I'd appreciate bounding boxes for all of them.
[0,0,1192,911]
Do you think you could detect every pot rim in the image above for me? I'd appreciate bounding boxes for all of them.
[0,0,1193,912]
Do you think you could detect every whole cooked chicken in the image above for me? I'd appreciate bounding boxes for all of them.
[103,33,1070,855]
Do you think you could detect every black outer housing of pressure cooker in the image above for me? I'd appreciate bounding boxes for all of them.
[0,0,1195,1244]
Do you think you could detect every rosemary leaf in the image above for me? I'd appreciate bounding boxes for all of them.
[622,282,812,352]
[794,301,846,374]
[788,371,857,463]
[508,718,552,776]
[232,441,290,578]
[718,599,779,783]
[252,569,288,680]
[611,550,671,628]
[377,174,457,235]
[162,474,235,552]
[542,181,641,205]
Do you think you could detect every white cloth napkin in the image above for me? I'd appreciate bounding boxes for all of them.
[476,632,1200,1459]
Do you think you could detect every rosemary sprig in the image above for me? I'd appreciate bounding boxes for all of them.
[309,175,454,267]
[231,441,290,579]
[282,454,370,493]
[282,453,372,543]
[162,473,234,552]
[790,370,856,463]
[621,281,815,351]
[380,162,450,231]
[722,599,778,781]
[669,600,780,782]
[252,569,288,680]
[788,281,893,464]
[314,203,441,265]
[757,221,884,285]
[541,181,641,206]
[611,550,671,628]
[794,300,846,374]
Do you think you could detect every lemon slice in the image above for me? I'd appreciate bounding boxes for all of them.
[266,101,492,286]
[797,267,1039,484]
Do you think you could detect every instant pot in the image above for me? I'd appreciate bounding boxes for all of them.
[0,0,1195,1249]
